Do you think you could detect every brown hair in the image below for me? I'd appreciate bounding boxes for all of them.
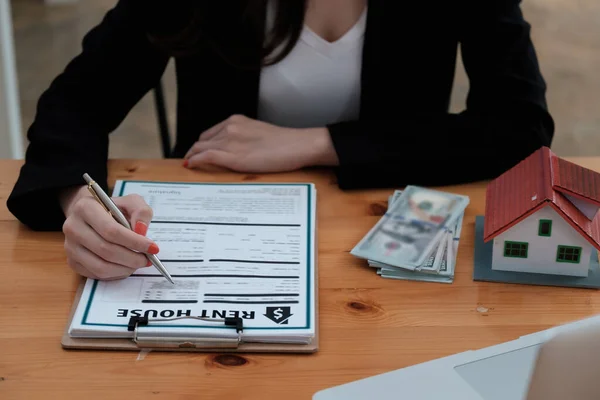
[147,1,308,67]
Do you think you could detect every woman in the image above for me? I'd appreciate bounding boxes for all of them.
[7,0,554,280]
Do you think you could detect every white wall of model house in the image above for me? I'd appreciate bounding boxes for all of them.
[491,205,592,277]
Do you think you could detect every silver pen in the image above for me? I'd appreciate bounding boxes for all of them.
[82,173,174,284]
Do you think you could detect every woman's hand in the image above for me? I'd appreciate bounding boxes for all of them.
[59,185,159,280]
[183,115,339,173]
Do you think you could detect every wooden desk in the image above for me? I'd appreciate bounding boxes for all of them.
[2,158,600,399]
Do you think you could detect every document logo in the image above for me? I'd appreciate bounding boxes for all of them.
[264,306,293,324]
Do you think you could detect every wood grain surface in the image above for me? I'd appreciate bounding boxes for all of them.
[2,158,600,400]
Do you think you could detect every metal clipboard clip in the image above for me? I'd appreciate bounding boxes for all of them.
[127,315,244,349]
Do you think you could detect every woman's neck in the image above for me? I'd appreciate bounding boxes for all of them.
[304,0,367,43]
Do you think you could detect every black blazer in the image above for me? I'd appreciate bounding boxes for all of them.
[7,0,554,231]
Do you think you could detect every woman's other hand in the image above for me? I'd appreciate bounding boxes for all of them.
[183,115,339,173]
[59,186,159,280]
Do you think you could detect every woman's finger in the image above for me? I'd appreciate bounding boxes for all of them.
[76,197,159,254]
[184,120,228,159]
[66,256,100,280]
[71,244,137,280]
[75,219,148,269]
[199,116,245,142]
[185,140,224,163]
[186,149,237,171]
[112,194,154,236]
[68,251,137,281]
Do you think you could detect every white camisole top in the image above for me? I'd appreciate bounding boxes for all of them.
[257,6,367,128]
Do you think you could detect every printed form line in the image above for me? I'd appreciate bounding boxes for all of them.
[131,274,300,279]
[151,221,301,227]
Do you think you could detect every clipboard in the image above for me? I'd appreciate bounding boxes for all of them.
[62,225,319,354]
[61,279,319,353]
[61,182,319,354]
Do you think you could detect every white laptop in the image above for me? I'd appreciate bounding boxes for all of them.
[313,314,600,400]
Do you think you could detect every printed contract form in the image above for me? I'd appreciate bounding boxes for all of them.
[68,180,317,345]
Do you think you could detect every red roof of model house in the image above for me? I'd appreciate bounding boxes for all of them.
[484,146,600,250]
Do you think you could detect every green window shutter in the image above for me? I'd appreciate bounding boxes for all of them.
[556,245,582,263]
[538,219,552,237]
[503,241,529,258]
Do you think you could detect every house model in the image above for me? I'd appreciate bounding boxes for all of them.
[483,146,600,277]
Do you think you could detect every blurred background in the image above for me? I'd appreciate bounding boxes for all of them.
[1,0,599,159]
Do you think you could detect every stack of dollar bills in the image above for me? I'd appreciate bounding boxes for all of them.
[351,186,468,284]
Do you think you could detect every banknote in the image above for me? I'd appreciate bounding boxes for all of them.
[436,212,460,275]
[438,238,449,274]
[366,233,443,271]
[384,190,441,271]
[389,190,403,206]
[373,199,465,283]
[370,211,464,274]
[449,212,463,270]
[374,237,447,273]
[435,233,452,276]
[377,267,454,284]
[379,231,454,282]
[416,234,446,272]
[351,186,469,269]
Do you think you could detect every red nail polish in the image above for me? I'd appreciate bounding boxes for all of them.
[135,221,148,236]
[183,160,188,168]
[146,260,152,267]
[148,243,160,254]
